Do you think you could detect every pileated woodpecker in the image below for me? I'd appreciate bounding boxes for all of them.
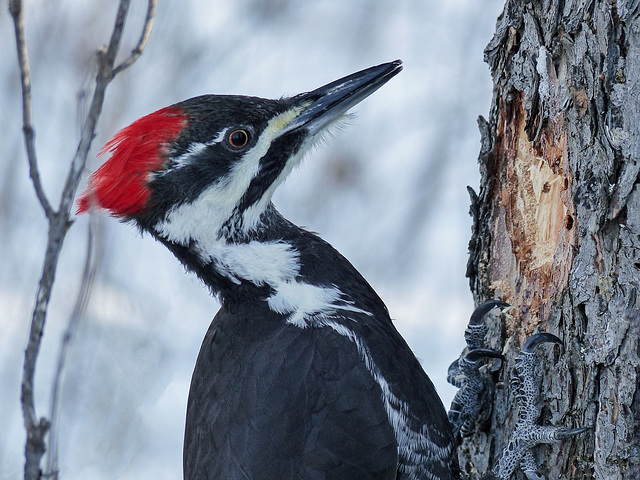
[79,61,457,479]
[78,61,584,479]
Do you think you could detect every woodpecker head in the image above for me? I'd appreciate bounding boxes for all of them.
[78,61,402,244]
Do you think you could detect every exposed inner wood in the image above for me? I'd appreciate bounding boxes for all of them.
[488,93,576,334]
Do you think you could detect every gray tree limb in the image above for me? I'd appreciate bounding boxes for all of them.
[9,1,158,478]
[462,1,640,478]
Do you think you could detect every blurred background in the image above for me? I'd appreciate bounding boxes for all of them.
[1,0,504,478]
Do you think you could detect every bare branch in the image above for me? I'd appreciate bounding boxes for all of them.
[9,0,53,219]
[21,212,67,480]
[113,0,157,76]
[58,0,156,219]
[56,0,132,220]
[46,220,99,480]
[11,0,158,478]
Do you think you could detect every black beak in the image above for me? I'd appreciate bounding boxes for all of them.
[281,60,403,136]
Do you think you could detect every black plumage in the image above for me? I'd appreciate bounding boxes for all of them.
[180,209,455,479]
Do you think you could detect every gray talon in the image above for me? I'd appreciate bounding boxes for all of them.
[554,426,589,440]
[522,450,543,480]
[465,348,504,363]
[465,300,510,350]
[521,332,563,353]
[469,300,510,326]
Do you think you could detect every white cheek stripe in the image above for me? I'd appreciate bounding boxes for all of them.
[155,223,373,327]
[201,240,301,286]
[193,239,373,326]
[155,110,306,244]
[241,137,310,231]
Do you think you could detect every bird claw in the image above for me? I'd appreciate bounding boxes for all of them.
[554,426,589,440]
[449,306,587,480]
[447,301,508,439]
[524,470,544,480]
[492,333,588,480]
[524,473,544,480]
[465,300,510,350]
[521,332,563,353]
[522,450,543,480]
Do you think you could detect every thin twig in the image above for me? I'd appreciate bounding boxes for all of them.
[10,1,54,476]
[11,0,157,478]
[9,0,53,219]
[113,0,157,76]
[45,220,99,480]
[56,0,132,221]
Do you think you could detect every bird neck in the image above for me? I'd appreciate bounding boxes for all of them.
[151,204,386,324]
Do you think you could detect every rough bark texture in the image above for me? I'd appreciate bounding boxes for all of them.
[463,1,640,479]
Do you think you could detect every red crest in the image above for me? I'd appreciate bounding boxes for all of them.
[77,106,187,216]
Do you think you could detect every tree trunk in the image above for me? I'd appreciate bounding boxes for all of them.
[462,1,640,478]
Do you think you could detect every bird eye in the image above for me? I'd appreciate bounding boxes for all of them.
[228,129,249,148]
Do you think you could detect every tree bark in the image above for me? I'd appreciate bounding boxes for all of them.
[463,1,640,478]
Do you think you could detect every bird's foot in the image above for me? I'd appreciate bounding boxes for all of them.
[492,333,588,480]
[447,300,508,439]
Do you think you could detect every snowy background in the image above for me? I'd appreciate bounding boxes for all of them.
[0,1,504,478]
